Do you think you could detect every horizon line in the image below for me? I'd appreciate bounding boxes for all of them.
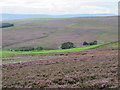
[1,13,117,15]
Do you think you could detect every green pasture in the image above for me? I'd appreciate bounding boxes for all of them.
[1,41,118,58]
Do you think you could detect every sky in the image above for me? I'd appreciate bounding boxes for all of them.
[0,0,119,15]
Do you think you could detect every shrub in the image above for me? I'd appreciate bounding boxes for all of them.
[89,41,98,45]
[83,40,98,46]
[89,42,95,45]
[83,41,89,45]
[15,47,34,51]
[11,46,44,51]
[93,40,98,45]
[34,47,43,51]
[61,42,75,49]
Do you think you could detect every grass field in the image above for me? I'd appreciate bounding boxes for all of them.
[1,41,119,58]
[1,42,115,58]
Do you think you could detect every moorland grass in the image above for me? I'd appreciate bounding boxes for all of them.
[1,41,118,58]
[2,17,118,50]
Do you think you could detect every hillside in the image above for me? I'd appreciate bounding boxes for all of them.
[2,16,118,50]
[1,42,112,58]
[2,41,119,63]
[2,41,118,88]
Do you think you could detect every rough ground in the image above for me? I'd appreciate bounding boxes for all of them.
[2,16,118,50]
[2,47,118,88]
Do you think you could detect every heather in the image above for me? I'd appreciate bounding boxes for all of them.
[2,16,118,89]
[2,17,118,50]
[2,46,118,88]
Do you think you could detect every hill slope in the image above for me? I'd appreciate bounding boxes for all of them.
[2,16,118,50]
[2,41,118,88]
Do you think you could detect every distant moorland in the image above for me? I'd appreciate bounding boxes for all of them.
[2,16,118,50]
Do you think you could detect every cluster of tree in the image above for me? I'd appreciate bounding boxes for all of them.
[0,23,14,28]
[10,41,98,51]
[60,41,98,49]
[10,46,43,51]
[83,41,98,45]
[61,42,75,49]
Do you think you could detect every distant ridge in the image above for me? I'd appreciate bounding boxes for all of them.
[1,13,117,21]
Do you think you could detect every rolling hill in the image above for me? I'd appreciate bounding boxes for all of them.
[2,16,118,50]
[2,16,118,88]
[1,13,116,21]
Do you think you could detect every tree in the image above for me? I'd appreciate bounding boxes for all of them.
[13,47,34,51]
[93,40,98,45]
[35,47,43,51]
[89,42,95,45]
[83,40,98,46]
[61,42,75,49]
[83,41,89,45]
[12,46,44,51]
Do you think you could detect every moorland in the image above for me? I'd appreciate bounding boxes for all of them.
[1,16,119,89]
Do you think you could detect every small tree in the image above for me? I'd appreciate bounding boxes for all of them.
[89,42,95,45]
[61,42,75,49]
[93,40,98,45]
[35,47,43,51]
[83,41,89,45]
[13,47,34,51]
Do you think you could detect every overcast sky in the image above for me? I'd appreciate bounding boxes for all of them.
[0,0,119,15]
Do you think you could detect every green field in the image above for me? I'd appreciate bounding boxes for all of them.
[1,41,118,58]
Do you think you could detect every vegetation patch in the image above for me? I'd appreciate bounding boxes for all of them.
[83,41,98,46]
[10,46,43,51]
[0,23,14,28]
[1,42,116,58]
[61,42,75,49]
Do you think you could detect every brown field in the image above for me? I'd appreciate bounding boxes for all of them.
[2,46,118,88]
